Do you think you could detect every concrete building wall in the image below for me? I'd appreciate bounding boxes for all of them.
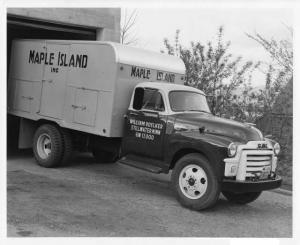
[7,8,121,42]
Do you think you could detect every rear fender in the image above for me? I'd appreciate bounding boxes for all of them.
[18,118,38,149]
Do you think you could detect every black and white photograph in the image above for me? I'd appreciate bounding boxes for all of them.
[1,0,298,243]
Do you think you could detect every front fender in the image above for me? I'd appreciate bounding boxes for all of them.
[165,132,229,180]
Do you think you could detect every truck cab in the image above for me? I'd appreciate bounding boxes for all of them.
[120,81,282,210]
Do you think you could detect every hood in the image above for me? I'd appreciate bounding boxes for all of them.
[174,112,263,144]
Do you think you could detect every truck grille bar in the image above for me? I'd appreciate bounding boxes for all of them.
[245,154,272,178]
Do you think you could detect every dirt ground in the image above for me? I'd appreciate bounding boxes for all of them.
[7,150,292,237]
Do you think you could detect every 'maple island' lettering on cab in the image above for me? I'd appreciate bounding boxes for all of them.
[130,66,175,83]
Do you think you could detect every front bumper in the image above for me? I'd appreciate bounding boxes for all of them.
[222,176,282,193]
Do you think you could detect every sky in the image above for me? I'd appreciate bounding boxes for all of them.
[121,7,293,87]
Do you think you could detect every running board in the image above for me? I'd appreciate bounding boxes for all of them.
[118,156,164,174]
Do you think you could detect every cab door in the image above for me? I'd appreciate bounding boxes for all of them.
[122,87,167,160]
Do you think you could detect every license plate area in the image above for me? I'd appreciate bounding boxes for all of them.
[260,165,271,180]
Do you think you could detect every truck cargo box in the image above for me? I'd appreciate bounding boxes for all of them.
[8,39,186,137]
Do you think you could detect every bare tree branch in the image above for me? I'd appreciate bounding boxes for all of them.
[121,9,139,45]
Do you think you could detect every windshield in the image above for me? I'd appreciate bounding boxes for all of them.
[169,91,211,113]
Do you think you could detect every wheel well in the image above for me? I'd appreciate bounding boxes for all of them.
[169,148,209,170]
[37,119,60,128]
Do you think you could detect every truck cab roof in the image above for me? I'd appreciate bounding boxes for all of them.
[135,82,206,96]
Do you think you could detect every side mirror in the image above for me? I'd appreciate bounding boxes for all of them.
[133,87,144,110]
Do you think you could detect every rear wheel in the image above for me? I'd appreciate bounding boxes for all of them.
[33,124,63,168]
[222,191,262,204]
[171,153,220,210]
[92,150,117,163]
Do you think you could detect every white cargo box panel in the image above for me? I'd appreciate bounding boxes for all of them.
[8,39,186,137]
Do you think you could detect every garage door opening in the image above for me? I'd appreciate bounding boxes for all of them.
[7,14,97,152]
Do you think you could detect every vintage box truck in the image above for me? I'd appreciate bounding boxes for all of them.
[8,39,282,210]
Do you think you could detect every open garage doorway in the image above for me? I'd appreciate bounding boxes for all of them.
[7,14,97,152]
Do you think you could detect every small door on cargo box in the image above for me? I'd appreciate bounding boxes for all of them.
[72,89,98,127]
[39,44,69,119]
[13,80,33,113]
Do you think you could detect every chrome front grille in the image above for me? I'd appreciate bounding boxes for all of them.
[246,154,272,178]
[224,141,277,181]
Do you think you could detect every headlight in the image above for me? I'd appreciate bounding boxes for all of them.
[274,143,280,156]
[228,143,238,157]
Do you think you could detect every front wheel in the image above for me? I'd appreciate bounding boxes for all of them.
[171,153,220,210]
[222,191,262,204]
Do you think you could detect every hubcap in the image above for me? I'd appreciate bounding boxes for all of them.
[179,164,208,199]
[188,178,195,186]
[36,133,52,159]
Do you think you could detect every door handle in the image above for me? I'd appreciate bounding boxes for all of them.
[42,79,53,83]
[72,105,86,110]
[129,111,139,116]
[21,96,33,100]
[174,124,188,132]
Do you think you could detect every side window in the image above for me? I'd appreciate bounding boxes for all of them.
[142,89,165,112]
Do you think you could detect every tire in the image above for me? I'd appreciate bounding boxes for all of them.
[33,124,64,168]
[92,150,117,163]
[222,191,262,204]
[171,153,220,210]
[60,129,73,164]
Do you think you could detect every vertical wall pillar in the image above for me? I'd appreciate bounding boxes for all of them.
[96,27,120,42]
[96,28,104,40]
